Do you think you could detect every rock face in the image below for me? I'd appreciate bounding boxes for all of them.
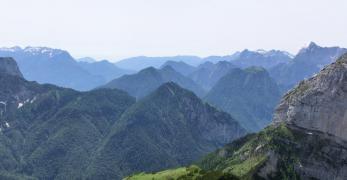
[274,53,347,140]
[0,57,23,77]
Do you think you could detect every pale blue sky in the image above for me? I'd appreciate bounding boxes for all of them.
[1,0,347,61]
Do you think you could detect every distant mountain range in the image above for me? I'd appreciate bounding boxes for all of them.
[101,66,206,99]
[269,42,347,91]
[2,42,347,180]
[189,61,237,90]
[1,42,346,133]
[1,43,341,94]
[127,52,347,180]
[0,47,131,91]
[77,60,134,82]
[231,49,293,69]
[114,50,292,72]
[160,61,197,76]
[115,56,203,71]
[0,57,245,179]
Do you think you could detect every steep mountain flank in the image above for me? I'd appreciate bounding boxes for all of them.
[0,58,246,179]
[87,82,246,179]
[205,67,281,131]
[0,57,136,179]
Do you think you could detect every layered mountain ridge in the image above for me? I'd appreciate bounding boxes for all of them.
[128,53,347,180]
[189,61,237,90]
[0,47,131,91]
[0,57,245,179]
[269,42,347,90]
[101,66,206,99]
[87,82,245,179]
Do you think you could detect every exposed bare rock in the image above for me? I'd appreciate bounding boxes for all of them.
[274,53,347,140]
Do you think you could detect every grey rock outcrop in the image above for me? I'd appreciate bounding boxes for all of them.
[274,53,347,141]
[0,57,23,77]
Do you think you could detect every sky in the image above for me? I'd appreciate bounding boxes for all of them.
[1,0,347,61]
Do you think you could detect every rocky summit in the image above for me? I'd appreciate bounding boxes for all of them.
[0,57,23,78]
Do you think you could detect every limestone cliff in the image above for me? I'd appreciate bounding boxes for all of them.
[274,53,347,140]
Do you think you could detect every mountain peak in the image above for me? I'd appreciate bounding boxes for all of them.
[158,81,181,91]
[298,42,322,54]
[138,66,158,74]
[23,46,70,58]
[77,57,96,63]
[0,57,23,78]
[160,65,175,72]
[151,82,191,98]
[308,41,319,49]
[238,49,293,62]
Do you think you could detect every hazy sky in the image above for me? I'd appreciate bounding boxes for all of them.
[1,0,347,61]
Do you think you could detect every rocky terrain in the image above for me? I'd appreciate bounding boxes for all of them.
[274,53,347,140]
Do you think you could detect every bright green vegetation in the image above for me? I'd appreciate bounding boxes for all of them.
[125,165,237,180]
[125,167,193,180]
[128,123,305,180]
[197,123,297,179]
